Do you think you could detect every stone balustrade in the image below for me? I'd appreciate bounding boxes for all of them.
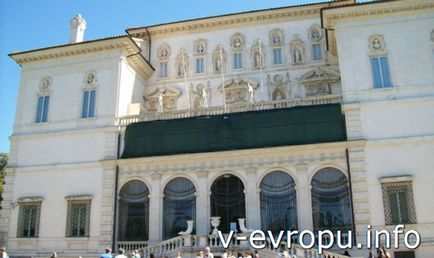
[132,232,361,258]
[118,241,149,252]
[118,95,343,126]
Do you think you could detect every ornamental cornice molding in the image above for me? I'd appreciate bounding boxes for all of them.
[9,36,154,78]
[323,0,434,29]
[128,3,336,37]
[113,141,351,174]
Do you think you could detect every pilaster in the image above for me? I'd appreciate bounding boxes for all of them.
[347,147,371,245]
[149,173,162,242]
[295,163,314,231]
[343,103,363,140]
[196,171,209,235]
[245,167,260,230]
[99,167,116,248]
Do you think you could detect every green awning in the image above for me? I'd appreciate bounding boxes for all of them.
[121,104,346,159]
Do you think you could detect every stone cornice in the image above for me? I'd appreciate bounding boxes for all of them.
[9,36,154,78]
[322,0,434,29]
[103,141,355,173]
[127,1,354,37]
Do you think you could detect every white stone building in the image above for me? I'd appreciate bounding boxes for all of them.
[2,1,434,258]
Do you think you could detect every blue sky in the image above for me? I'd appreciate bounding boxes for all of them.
[0,0,339,153]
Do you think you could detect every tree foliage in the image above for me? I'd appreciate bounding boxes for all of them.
[0,153,8,194]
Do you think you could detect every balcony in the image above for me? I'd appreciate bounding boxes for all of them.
[118,94,343,126]
[120,95,346,159]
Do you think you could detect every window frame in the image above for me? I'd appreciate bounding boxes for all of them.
[370,55,392,89]
[233,52,243,70]
[65,196,92,238]
[16,199,42,238]
[195,57,205,74]
[312,43,323,61]
[272,47,283,65]
[81,88,96,119]
[159,62,168,78]
[380,178,416,225]
[35,95,50,123]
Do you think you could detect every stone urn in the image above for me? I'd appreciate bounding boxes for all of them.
[210,216,221,235]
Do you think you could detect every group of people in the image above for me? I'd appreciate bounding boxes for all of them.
[100,247,142,258]
[0,244,391,258]
[194,247,260,258]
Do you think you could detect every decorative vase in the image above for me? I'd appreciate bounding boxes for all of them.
[210,216,221,235]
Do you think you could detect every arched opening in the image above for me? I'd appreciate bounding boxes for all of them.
[118,180,149,241]
[260,171,298,233]
[210,174,245,233]
[163,177,196,240]
[311,167,352,233]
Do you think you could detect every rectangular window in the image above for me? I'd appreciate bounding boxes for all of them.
[381,181,416,225]
[66,199,91,237]
[159,62,168,78]
[273,48,282,65]
[233,53,243,69]
[312,44,322,60]
[36,95,49,123]
[196,58,204,74]
[17,202,41,238]
[81,89,96,118]
[371,56,391,88]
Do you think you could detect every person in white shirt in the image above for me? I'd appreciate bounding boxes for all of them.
[204,247,214,258]
[0,248,9,258]
[114,248,127,258]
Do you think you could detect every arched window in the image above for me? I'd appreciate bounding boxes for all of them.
[163,177,196,239]
[118,180,149,241]
[210,174,245,233]
[311,167,352,232]
[260,171,297,233]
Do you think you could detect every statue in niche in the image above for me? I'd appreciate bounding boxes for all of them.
[213,46,226,73]
[253,51,261,69]
[190,82,211,109]
[291,78,304,98]
[267,73,290,101]
[290,37,305,65]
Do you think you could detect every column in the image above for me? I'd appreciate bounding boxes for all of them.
[245,167,260,230]
[296,164,313,231]
[148,173,162,242]
[196,171,209,235]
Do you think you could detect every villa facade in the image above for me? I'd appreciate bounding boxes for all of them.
[2,1,434,257]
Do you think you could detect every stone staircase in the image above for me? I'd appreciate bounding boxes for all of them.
[134,234,362,258]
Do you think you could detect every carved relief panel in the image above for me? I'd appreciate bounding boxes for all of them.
[219,79,258,104]
[144,87,181,111]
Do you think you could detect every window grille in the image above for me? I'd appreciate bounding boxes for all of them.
[66,199,91,237]
[17,202,41,238]
[382,181,416,225]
